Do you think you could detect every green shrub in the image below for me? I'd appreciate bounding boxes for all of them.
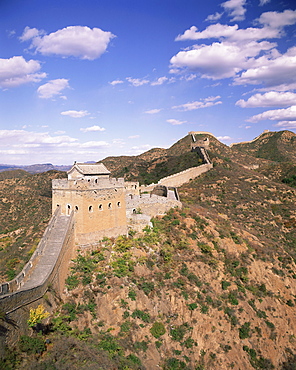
[123,311,130,319]
[265,320,275,330]
[65,274,79,290]
[187,272,202,287]
[170,323,189,342]
[228,291,239,305]
[243,345,274,369]
[97,334,124,357]
[126,353,142,366]
[150,322,166,338]
[132,309,150,323]
[239,322,251,339]
[221,280,231,290]
[164,357,187,369]
[128,289,137,301]
[155,340,162,348]
[113,235,134,252]
[120,321,131,335]
[139,281,155,295]
[224,307,238,326]
[134,340,148,352]
[19,335,46,354]
[200,305,209,314]
[183,337,195,348]
[286,299,294,307]
[188,303,198,311]
[111,255,135,277]
[198,242,212,254]
[62,302,77,321]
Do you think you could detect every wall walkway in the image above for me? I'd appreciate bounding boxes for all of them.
[141,145,213,191]
[158,163,212,187]
[0,208,75,346]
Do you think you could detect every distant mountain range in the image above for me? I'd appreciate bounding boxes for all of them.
[0,163,71,174]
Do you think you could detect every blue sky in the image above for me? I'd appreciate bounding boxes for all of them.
[0,0,296,165]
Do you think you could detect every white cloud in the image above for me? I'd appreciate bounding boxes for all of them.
[235,46,296,88]
[184,74,197,81]
[176,24,236,41]
[0,129,77,145]
[217,135,232,141]
[0,129,110,164]
[173,10,296,84]
[151,77,168,86]
[144,108,162,114]
[129,144,152,155]
[0,56,46,88]
[109,79,124,86]
[7,29,16,38]
[173,96,222,111]
[80,141,108,148]
[170,41,275,80]
[221,0,247,21]
[131,144,151,150]
[166,119,187,125]
[274,121,296,129]
[206,12,223,22]
[236,91,296,108]
[175,24,280,42]
[21,26,115,60]
[80,125,106,132]
[20,26,44,41]
[259,0,270,5]
[247,105,296,122]
[258,9,296,29]
[112,138,126,147]
[177,10,296,43]
[37,78,69,99]
[61,110,90,118]
[128,135,140,139]
[126,77,149,86]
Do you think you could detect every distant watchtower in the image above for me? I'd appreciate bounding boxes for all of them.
[52,163,127,244]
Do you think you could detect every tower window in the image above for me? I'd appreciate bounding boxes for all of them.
[99,204,103,211]
[117,202,121,208]
[89,205,93,212]
[108,203,112,209]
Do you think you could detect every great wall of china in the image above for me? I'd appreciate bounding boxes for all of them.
[0,132,213,347]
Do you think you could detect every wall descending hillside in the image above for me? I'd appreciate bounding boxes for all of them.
[158,163,213,187]
[0,208,75,347]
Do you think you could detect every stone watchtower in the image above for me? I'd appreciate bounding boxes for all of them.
[52,162,127,244]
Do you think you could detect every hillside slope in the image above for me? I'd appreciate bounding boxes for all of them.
[0,170,67,282]
[1,130,296,369]
[101,132,272,185]
[2,155,296,369]
[102,136,204,185]
[231,130,296,163]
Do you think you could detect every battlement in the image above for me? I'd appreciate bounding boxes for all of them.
[52,177,125,190]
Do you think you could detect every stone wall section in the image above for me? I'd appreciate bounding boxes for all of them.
[158,163,213,187]
[126,193,182,218]
[0,209,75,346]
